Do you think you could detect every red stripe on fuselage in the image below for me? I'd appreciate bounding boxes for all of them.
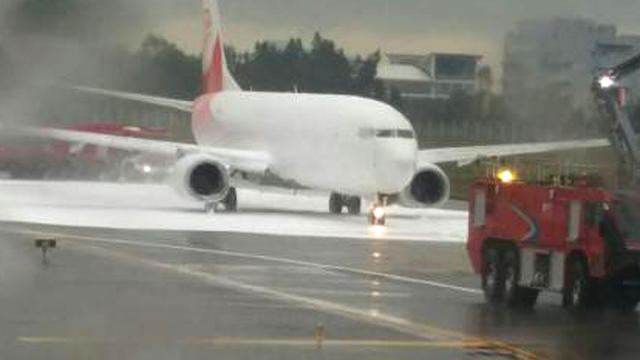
[192,94,216,135]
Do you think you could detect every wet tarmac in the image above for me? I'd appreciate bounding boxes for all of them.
[1,222,640,360]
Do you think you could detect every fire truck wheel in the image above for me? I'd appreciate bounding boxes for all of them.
[482,247,505,304]
[329,193,344,214]
[504,249,539,309]
[610,289,639,312]
[518,288,540,309]
[609,273,640,312]
[563,258,595,310]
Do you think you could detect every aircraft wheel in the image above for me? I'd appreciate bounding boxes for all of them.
[329,193,343,214]
[347,197,361,215]
[223,187,238,212]
[368,206,386,226]
[204,201,217,214]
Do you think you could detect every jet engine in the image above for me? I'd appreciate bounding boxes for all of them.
[171,154,230,202]
[398,164,450,208]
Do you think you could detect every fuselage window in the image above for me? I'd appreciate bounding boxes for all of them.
[362,128,416,139]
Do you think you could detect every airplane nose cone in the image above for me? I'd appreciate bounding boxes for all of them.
[375,141,417,193]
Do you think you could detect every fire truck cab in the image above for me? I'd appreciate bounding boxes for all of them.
[468,176,640,311]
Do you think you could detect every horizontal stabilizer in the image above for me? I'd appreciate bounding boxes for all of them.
[71,86,194,113]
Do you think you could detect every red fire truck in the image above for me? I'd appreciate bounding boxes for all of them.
[467,52,640,311]
[468,175,640,311]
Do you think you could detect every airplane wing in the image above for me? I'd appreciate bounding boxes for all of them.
[71,86,194,113]
[16,126,270,174]
[418,139,610,166]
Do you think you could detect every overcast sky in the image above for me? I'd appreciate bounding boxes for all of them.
[59,0,640,71]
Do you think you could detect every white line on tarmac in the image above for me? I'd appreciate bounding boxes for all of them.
[18,336,490,349]
[7,228,482,295]
[2,217,466,243]
[6,227,540,359]
[74,242,465,342]
[67,242,541,360]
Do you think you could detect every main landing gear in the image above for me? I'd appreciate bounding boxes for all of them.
[204,187,238,213]
[329,193,362,215]
[329,192,387,226]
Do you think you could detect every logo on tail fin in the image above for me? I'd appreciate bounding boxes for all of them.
[203,35,224,94]
[201,0,240,94]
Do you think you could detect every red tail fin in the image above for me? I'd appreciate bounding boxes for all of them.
[202,0,240,94]
[203,36,224,93]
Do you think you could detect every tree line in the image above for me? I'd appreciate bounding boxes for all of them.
[0,0,523,131]
[104,33,384,101]
[3,0,638,142]
[81,34,514,125]
[3,31,632,135]
[0,32,528,139]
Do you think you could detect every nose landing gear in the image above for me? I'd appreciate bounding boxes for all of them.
[368,195,387,226]
[368,204,386,226]
[329,193,387,225]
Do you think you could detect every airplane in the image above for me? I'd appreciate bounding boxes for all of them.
[15,0,609,225]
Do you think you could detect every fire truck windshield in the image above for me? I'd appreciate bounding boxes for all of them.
[613,199,640,240]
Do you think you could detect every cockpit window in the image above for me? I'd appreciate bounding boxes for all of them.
[397,129,415,139]
[359,128,416,140]
[376,129,395,138]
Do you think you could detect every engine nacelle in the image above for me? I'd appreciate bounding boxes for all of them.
[171,154,230,202]
[398,164,450,208]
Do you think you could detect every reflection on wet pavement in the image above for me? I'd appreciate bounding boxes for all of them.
[3,223,640,359]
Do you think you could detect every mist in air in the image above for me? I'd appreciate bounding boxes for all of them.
[0,0,151,127]
[0,0,638,144]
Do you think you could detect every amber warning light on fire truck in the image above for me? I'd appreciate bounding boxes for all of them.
[497,168,516,184]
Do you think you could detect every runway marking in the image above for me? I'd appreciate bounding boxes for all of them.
[6,228,482,295]
[18,336,492,349]
[62,242,541,360]
[73,243,460,341]
[275,287,413,298]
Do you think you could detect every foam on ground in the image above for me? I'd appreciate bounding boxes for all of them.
[0,180,468,242]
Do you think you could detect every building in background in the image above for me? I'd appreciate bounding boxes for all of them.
[503,18,640,115]
[377,53,482,100]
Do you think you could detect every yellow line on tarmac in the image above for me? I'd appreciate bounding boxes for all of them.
[8,227,481,295]
[19,337,101,344]
[18,336,488,349]
[185,337,491,348]
[29,239,544,360]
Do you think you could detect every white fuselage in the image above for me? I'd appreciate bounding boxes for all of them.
[192,91,418,196]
